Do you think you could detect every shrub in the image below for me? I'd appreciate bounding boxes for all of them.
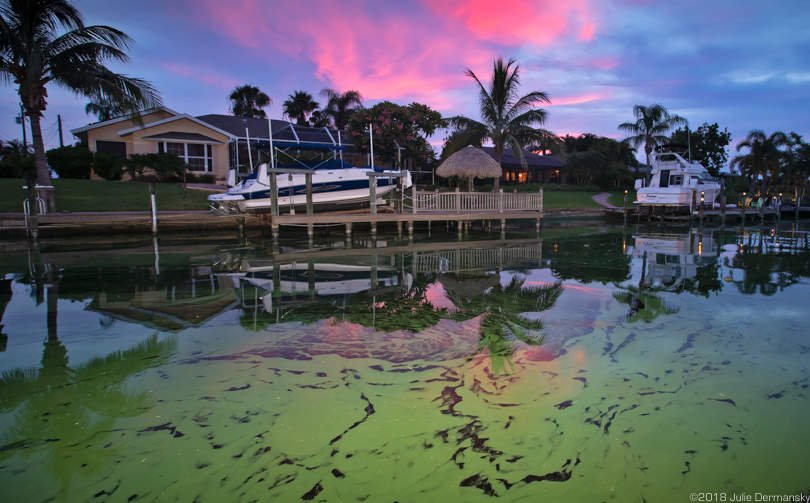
[46,145,93,178]
[188,172,216,184]
[0,140,34,178]
[92,152,124,180]
[124,153,186,182]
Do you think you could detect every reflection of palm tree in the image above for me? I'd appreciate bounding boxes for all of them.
[0,333,176,496]
[445,276,562,374]
[613,252,679,322]
[0,277,11,351]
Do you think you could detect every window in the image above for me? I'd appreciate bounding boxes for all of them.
[670,174,683,186]
[96,140,126,157]
[158,142,212,172]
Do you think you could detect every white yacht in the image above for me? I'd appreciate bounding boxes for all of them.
[634,150,721,209]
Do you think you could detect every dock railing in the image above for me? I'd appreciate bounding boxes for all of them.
[411,187,543,214]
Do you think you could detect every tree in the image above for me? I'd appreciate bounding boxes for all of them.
[780,132,810,205]
[0,139,33,178]
[320,88,363,130]
[618,104,687,166]
[282,90,318,126]
[308,109,331,128]
[0,0,161,211]
[730,130,788,195]
[347,101,445,169]
[445,57,552,191]
[670,122,732,177]
[560,134,638,188]
[228,84,271,118]
[84,93,126,121]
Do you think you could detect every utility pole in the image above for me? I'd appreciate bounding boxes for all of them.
[18,103,27,149]
[57,114,64,147]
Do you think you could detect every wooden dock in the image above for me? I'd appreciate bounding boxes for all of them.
[268,187,544,240]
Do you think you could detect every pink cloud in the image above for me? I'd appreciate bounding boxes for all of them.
[161,61,238,90]
[548,92,607,106]
[423,0,596,46]
[190,0,598,113]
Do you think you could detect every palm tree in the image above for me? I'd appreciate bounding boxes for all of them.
[84,94,125,121]
[618,104,687,167]
[228,84,271,118]
[730,130,788,195]
[0,0,161,211]
[282,90,319,126]
[446,57,552,191]
[320,88,363,130]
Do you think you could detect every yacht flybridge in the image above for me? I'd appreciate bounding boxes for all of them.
[634,150,721,210]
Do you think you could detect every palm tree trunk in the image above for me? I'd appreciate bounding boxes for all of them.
[29,114,56,212]
[494,150,502,192]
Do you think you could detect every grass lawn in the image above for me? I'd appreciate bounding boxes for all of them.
[0,178,211,212]
[607,191,635,208]
[0,178,604,212]
[542,191,602,209]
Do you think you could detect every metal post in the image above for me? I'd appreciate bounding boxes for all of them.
[368,123,374,170]
[19,103,27,149]
[245,127,253,168]
[369,174,377,215]
[623,189,629,227]
[149,181,158,235]
[305,172,313,215]
[57,114,64,148]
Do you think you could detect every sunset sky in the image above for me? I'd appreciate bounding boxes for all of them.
[2,0,809,161]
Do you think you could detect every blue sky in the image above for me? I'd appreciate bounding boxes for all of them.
[2,0,809,163]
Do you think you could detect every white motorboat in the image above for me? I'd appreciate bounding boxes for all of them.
[208,161,411,214]
[634,150,721,209]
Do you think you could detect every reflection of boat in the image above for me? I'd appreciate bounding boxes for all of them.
[240,263,405,297]
[634,150,721,209]
[208,161,411,214]
[631,231,718,290]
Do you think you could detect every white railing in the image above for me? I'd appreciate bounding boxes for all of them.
[411,188,543,213]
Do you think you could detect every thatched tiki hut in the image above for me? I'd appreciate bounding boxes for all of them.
[436,145,502,191]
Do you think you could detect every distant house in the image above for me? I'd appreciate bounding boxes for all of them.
[480,147,564,184]
[71,108,357,181]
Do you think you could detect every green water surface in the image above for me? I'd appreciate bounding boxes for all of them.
[1,223,809,502]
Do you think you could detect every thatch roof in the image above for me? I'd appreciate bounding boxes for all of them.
[436,145,502,179]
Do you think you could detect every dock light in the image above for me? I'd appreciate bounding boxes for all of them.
[624,189,628,195]
[700,191,705,204]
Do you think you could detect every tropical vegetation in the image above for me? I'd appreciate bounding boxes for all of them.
[618,104,687,166]
[282,90,318,126]
[728,130,810,204]
[444,57,553,190]
[320,88,363,130]
[347,101,445,169]
[669,122,732,177]
[0,0,161,211]
[228,84,271,118]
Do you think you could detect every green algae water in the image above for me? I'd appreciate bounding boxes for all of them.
[1,223,809,502]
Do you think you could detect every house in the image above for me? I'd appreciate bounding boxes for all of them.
[480,147,564,184]
[71,108,357,181]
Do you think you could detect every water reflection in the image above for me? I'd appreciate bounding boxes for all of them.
[1,225,809,501]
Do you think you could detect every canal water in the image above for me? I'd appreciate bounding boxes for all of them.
[1,222,808,502]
